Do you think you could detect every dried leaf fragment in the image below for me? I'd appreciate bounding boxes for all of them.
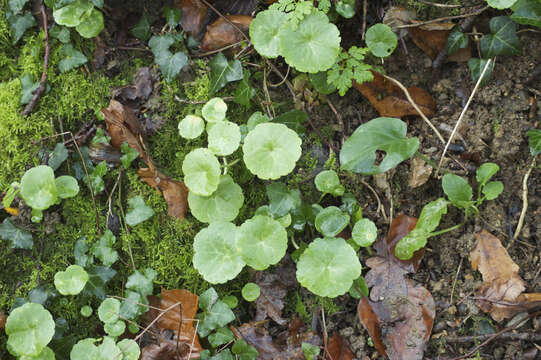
[409,157,432,188]
[175,0,208,37]
[408,23,471,62]
[200,15,252,52]
[354,70,436,118]
[138,168,189,220]
[326,333,355,360]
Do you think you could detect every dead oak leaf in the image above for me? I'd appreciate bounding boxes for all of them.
[407,22,471,62]
[201,15,252,52]
[141,339,200,360]
[354,70,436,118]
[326,333,355,360]
[101,100,146,158]
[175,0,208,38]
[408,157,432,188]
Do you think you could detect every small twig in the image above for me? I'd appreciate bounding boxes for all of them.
[361,0,367,40]
[327,99,345,145]
[450,257,463,305]
[510,157,536,246]
[21,1,49,116]
[321,308,329,360]
[200,0,250,43]
[436,59,492,174]
[114,46,152,52]
[268,65,290,88]
[446,331,541,344]
[382,75,446,145]
[195,41,244,57]
[174,95,234,104]
[360,179,387,223]
[262,67,274,118]
[306,115,339,153]
[395,6,488,29]
[417,0,465,8]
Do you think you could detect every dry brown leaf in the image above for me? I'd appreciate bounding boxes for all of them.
[359,215,434,360]
[232,322,282,360]
[175,0,208,37]
[408,157,432,188]
[408,22,471,62]
[141,339,200,360]
[102,100,145,156]
[354,70,436,118]
[200,15,252,52]
[138,168,189,220]
[0,311,6,329]
[326,333,355,360]
[111,67,154,103]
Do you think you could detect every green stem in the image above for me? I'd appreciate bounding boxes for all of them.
[290,235,299,250]
[428,223,463,238]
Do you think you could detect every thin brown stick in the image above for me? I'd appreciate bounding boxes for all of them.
[437,59,492,174]
[21,1,49,116]
[395,6,488,29]
[174,95,234,104]
[510,157,536,245]
[417,0,464,8]
[361,0,367,40]
[450,257,463,305]
[327,99,345,145]
[195,41,244,57]
[268,65,290,88]
[360,179,387,223]
[447,331,541,343]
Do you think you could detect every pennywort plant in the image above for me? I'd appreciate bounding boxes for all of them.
[47,0,105,39]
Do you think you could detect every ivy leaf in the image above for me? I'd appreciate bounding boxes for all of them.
[149,34,174,55]
[511,0,541,28]
[125,196,154,226]
[163,6,181,27]
[74,237,93,267]
[193,222,245,284]
[48,143,69,171]
[8,11,36,44]
[272,109,308,134]
[20,73,39,105]
[340,117,419,175]
[232,338,259,359]
[75,7,103,38]
[5,303,55,357]
[249,9,288,58]
[155,50,188,83]
[53,0,93,27]
[54,265,89,296]
[467,58,494,86]
[197,300,235,337]
[279,11,340,73]
[266,183,301,217]
[131,13,151,40]
[446,27,469,55]
[243,123,302,180]
[234,72,255,107]
[527,129,541,156]
[0,218,33,249]
[296,237,362,297]
[120,142,139,169]
[49,25,71,43]
[119,291,146,319]
[188,175,244,223]
[208,327,235,348]
[480,16,520,58]
[92,230,118,266]
[59,44,88,73]
[209,52,244,95]
[315,206,350,237]
[365,23,397,58]
[83,265,116,299]
[442,174,473,209]
[126,268,157,297]
[9,0,31,13]
[487,0,518,9]
[237,215,288,270]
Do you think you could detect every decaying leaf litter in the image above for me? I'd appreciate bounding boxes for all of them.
[0,0,540,359]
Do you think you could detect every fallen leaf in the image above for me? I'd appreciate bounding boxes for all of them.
[408,22,471,62]
[138,167,189,220]
[93,36,106,69]
[101,100,145,157]
[141,339,200,360]
[0,311,6,329]
[112,67,154,103]
[326,333,355,360]
[200,15,252,52]
[232,322,281,360]
[354,70,436,118]
[471,230,525,321]
[409,157,432,188]
[175,0,208,38]
[358,215,435,360]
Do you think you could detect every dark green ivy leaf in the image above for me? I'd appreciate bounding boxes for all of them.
[446,27,469,55]
[74,237,93,267]
[131,13,151,41]
[163,6,181,27]
[197,300,235,337]
[92,229,118,266]
[232,338,259,360]
[467,58,494,86]
[511,0,541,28]
[155,50,188,83]
[48,143,69,171]
[9,0,31,13]
[20,73,39,105]
[527,129,541,156]
[59,44,88,73]
[126,268,157,297]
[272,109,307,134]
[125,196,154,226]
[120,142,139,169]
[234,72,255,107]
[8,11,36,44]
[83,265,116,299]
[480,16,520,58]
[209,52,243,95]
[0,218,33,249]
[49,25,71,43]
[266,182,302,218]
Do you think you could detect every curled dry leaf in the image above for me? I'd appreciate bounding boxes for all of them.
[111,67,154,103]
[359,215,435,360]
[200,15,252,52]
[175,0,208,37]
[326,333,355,360]
[102,99,146,157]
[470,230,537,321]
[383,6,416,39]
[232,322,281,360]
[408,157,432,188]
[141,339,200,360]
[354,70,436,118]
[407,22,471,62]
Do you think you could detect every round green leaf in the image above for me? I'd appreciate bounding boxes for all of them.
[487,0,518,9]
[6,303,55,357]
[80,305,93,317]
[75,8,104,38]
[237,215,287,270]
[104,320,126,337]
[202,97,227,123]
[182,148,221,196]
[249,9,288,58]
[188,175,244,223]
[247,112,270,131]
[20,346,55,360]
[243,123,302,180]
[351,219,377,247]
[178,115,205,139]
[20,165,58,211]
[193,222,245,284]
[55,176,79,199]
[340,117,419,175]
[296,237,362,297]
[483,181,504,200]
[70,339,99,360]
[117,339,140,360]
[98,298,121,324]
[279,11,341,73]
[314,170,344,196]
[53,0,93,27]
[208,121,241,156]
[241,283,260,302]
[54,265,88,296]
[365,23,397,58]
[315,206,350,237]
[476,163,500,185]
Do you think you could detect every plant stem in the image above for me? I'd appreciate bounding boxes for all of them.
[429,223,463,238]
[291,235,300,250]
